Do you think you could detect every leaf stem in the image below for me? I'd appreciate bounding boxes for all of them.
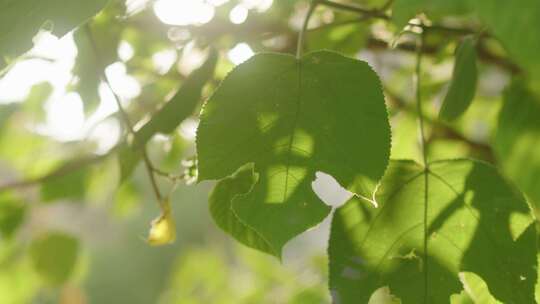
[415,26,430,302]
[85,25,164,206]
[296,0,319,59]
[415,30,428,169]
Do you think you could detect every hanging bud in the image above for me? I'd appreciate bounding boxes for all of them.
[147,199,176,246]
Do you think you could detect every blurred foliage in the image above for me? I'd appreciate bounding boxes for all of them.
[0,0,539,303]
[160,246,328,304]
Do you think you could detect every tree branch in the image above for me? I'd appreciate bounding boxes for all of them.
[0,152,111,192]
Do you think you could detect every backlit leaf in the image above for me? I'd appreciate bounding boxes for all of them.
[71,2,122,115]
[197,51,391,256]
[439,37,478,121]
[494,82,540,210]
[117,142,141,184]
[0,192,26,239]
[328,159,537,303]
[30,232,79,285]
[134,48,218,148]
[0,0,109,68]
[209,164,275,255]
[40,162,89,202]
[470,0,540,84]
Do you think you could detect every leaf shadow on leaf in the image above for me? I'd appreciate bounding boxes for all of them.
[198,51,392,257]
[328,159,537,303]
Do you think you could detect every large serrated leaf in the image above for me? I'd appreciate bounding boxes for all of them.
[439,37,478,121]
[328,159,537,303]
[0,0,109,68]
[197,51,391,256]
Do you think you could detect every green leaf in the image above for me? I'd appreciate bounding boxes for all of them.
[307,20,369,56]
[439,37,478,121]
[494,82,540,209]
[71,2,122,115]
[368,287,402,304]
[30,232,79,285]
[450,291,474,304]
[392,0,540,83]
[458,272,501,303]
[197,51,391,256]
[40,162,89,202]
[117,142,141,184]
[115,48,217,183]
[114,180,141,217]
[209,164,275,255]
[133,48,218,148]
[0,192,26,239]
[470,0,540,83]
[390,111,422,163]
[328,159,537,303]
[0,0,109,68]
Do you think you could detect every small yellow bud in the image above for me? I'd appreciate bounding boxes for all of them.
[147,200,176,246]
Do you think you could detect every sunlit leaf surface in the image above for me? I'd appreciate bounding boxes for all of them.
[329,159,537,303]
[495,82,540,209]
[198,51,391,256]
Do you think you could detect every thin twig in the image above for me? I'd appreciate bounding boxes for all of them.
[297,0,319,59]
[414,26,430,302]
[0,152,111,191]
[85,25,164,206]
[415,30,428,168]
[153,168,186,181]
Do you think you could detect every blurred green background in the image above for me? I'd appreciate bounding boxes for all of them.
[0,0,532,302]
